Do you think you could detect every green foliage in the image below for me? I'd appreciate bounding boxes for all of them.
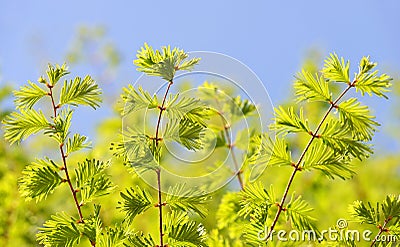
[37,212,81,247]
[350,200,381,225]
[66,133,91,155]
[243,207,269,247]
[322,53,350,83]
[270,106,310,135]
[126,232,155,247]
[337,98,379,141]
[349,195,400,245]
[249,135,293,167]
[354,56,392,98]
[118,186,153,223]
[165,94,209,126]
[19,158,63,202]
[119,85,158,115]
[97,226,128,247]
[43,63,70,86]
[111,129,158,172]
[239,182,275,218]
[45,108,73,144]
[2,109,49,144]
[294,70,332,103]
[285,193,318,232]
[301,141,355,179]
[134,43,200,81]
[239,53,392,245]
[206,229,231,247]
[75,159,115,204]
[60,75,102,109]
[164,118,205,151]
[1,45,396,247]
[228,95,257,118]
[116,44,211,247]
[37,206,104,247]
[319,118,372,160]
[349,195,400,226]
[2,63,112,246]
[166,184,210,218]
[81,205,103,244]
[216,192,242,229]
[164,211,208,247]
[14,81,48,109]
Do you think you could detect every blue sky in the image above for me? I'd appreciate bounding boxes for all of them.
[1,0,399,151]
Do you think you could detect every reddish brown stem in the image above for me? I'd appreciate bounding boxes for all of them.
[154,80,173,247]
[47,86,85,224]
[370,217,392,246]
[266,83,354,241]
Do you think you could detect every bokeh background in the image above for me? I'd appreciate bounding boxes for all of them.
[1,0,399,246]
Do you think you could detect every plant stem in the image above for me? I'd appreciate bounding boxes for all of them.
[370,217,392,246]
[154,80,173,247]
[156,169,163,246]
[59,145,84,221]
[155,81,173,143]
[266,83,354,241]
[214,97,244,190]
[48,87,85,223]
[218,113,244,190]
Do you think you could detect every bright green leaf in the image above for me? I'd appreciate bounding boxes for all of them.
[2,109,49,144]
[19,158,63,202]
[14,81,48,109]
[37,212,81,247]
[118,186,153,223]
[60,75,102,109]
[294,70,332,103]
[322,53,350,83]
[166,184,210,218]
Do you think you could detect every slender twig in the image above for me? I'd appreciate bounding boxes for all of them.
[156,169,163,246]
[47,86,87,227]
[48,87,58,118]
[217,112,244,190]
[213,97,244,190]
[155,81,173,143]
[154,80,173,247]
[370,217,392,246]
[266,82,354,241]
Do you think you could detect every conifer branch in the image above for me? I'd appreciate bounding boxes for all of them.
[125,44,204,247]
[266,82,354,241]
[47,84,86,224]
